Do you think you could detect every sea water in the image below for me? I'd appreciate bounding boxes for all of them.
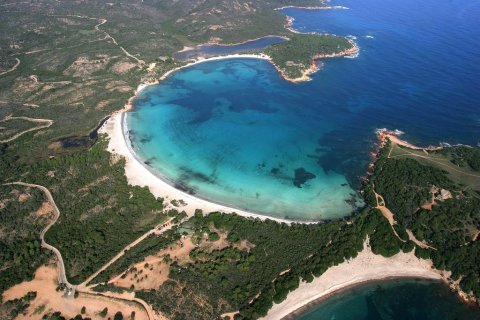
[297,279,480,320]
[174,36,286,61]
[128,0,480,220]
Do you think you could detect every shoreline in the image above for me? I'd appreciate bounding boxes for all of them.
[280,277,443,319]
[262,242,444,320]
[189,35,289,48]
[274,5,349,11]
[99,112,314,225]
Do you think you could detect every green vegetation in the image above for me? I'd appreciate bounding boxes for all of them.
[137,208,411,319]
[99,307,108,318]
[439,146,480,171]
[0,292,37,320]
[1,1,479,319]
[136,141,480,319]
[263,33,354,79]
[366,140,480,298]
[90,228,181,285]
[1,139,167,284]
[0,185,50,298]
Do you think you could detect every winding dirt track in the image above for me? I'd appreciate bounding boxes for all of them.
[3,182,74,293]
[0,58,20,76]
[2,181,162,319]
[0,115,53,143]
[79,217,175,289]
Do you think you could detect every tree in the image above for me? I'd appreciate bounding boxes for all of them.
[114,311,123,320]
[99,307,108,318]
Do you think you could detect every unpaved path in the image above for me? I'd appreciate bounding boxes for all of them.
[3,182,75,294]
[372,184,405,242]
[79,218,175,288]
[406,229,436,250]
[0,114,53,143]
[391,152,480,178]
[0,58,20,76]
[94,18,144,64]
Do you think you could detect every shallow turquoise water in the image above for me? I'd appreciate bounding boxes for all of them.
[127,57,363,219]
[128,0,480,220]
[298,279,480,320]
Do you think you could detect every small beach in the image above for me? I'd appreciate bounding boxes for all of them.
[99,112,298,224]
[262,242,443,320]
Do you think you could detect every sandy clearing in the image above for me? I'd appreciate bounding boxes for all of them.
[34,201,54,217]
[110,237,195,291]
[262,241,442,320]
[2,265,149,320]
[406,229,436,250]
[79,218,175,288]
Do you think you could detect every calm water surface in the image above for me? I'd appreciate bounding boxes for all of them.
[128,0,480,219]
[174,36,286,61]
[297,279,480,320]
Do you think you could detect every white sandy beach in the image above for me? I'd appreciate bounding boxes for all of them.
[262,242,443,320]
[99,50,361,226]
[99,112,296,224]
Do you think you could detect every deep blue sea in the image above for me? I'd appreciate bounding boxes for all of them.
[128,0,480,220]
[297,279,480,320]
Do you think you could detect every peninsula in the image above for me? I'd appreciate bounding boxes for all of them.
[0,0,479,320]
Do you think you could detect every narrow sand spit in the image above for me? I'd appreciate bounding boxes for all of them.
[262,242,442,320]
[99,113,299,225]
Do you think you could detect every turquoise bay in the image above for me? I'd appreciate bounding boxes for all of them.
[128,0,479,220]
[127,57,363,220]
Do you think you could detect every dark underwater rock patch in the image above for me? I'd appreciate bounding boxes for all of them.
[293,167,316,188]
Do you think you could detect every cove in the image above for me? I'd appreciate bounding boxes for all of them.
[127,0,480,220]
[297,279,480,320]
[174,36,286,61]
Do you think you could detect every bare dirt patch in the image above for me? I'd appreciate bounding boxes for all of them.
[2,265,149,320]
[111,61,137,74]
[18,192,31,203]
[64,55,110,78]
[111,237,196,291]
[34,202,54,217]
[95,99,116,110]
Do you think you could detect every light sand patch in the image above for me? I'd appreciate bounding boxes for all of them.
[234,239,255,252]
[57,17,81,25]
[48,141,62,150]
[472,229,480,242]
[221,311,240,319]
[111,237,196,291]
[111,61,137,74]
[279,269,291,276]
[34,202,54,217]
[18,192,31,203]
[95,99,116,110]
[406,229,436,250]
[262,242,442,320]
[105,80,133,93]
[64,55,109,78]
[201,231,230,252]
[2,265,149,320]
